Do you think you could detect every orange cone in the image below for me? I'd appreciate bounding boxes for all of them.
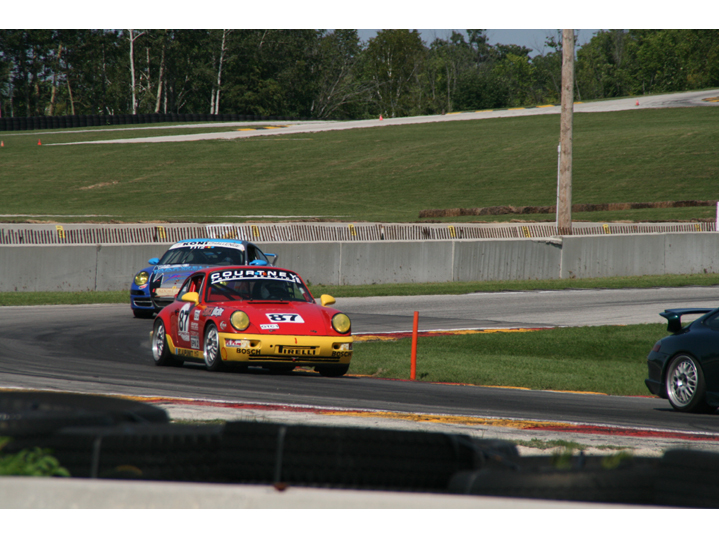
[635,100,639,106]
[379,114,383,121]
[1,141,3,147]
[38,139,42,145]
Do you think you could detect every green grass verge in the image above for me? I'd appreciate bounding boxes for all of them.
[0,273,719,306]
[349,323,666,396]
[2,273,718,306]
[0,291,130,306]
[310,273,719,298]
[0,108,717,223]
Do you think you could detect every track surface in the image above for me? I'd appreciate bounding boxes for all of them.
[2,287,719,436]
[49,89,719,146]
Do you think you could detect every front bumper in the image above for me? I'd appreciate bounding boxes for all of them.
[219,332,353,365]
[151,295,175,311]
[130,288,154,311]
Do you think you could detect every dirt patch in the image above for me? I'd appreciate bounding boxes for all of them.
[420,200,718,218]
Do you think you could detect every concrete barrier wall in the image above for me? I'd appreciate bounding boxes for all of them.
[1,233,717,292]
[453,239,562,282]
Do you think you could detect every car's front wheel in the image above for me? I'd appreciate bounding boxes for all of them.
[666,354,710,413]
[152,319,181,367]
[204,323,224,372]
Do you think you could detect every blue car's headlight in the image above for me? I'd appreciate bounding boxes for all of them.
[134,271,150,286]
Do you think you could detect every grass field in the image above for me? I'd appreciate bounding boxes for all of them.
[0,107,717,223]
[349,324,665,396]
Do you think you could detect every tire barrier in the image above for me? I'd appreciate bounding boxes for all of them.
[217,422,516,492]
[0,113,310,132]
[448,450,719,508]
[15,421,515,491]
[3,392,719,505]
[0,392,169,438]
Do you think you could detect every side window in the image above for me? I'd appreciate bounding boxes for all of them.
[176,274,204,300]
[250,246,268,264]
[189,275,204,294]
[704,313,719,330]
[176,278,193,299]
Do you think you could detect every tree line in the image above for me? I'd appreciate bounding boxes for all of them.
[1,29,717,121]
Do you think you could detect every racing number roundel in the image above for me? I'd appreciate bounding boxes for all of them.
[178,303,192,340]
[266,313,305,323]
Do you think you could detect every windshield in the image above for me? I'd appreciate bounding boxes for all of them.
[206,269,313,303]
[157,246,247,266]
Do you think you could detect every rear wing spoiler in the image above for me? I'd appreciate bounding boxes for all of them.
[660,308,714,333]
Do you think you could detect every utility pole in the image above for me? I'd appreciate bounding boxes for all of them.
[557,29,575,235]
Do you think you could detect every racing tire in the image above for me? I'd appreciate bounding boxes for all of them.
[317,364,349,377]
[133,309,154,319]
[665,354,710,413]
[204,323,224,372]
[152,319,180,367]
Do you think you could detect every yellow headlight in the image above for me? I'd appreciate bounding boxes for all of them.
[134,271,149,286]
[231,311,250,331]
[332,313,351,334]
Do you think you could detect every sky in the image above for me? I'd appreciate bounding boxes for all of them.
[7,0,705,40]
[357,29,602,57]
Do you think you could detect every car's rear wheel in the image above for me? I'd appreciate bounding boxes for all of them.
[666,354,710,413]
[152,319,181,367]
[204,323,224,372]
[317,365,349,377]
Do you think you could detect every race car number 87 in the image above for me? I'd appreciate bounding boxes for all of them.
[266,313,305,323]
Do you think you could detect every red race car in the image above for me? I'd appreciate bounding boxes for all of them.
[150,266,353,376]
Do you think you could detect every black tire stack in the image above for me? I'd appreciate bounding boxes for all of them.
[4,391,719,506]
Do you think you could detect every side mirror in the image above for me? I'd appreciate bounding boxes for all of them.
[320,294,336,307]
[148,257,160,265]
[249,259,268,266]
[264,253,278,266]
[181,292,199,305]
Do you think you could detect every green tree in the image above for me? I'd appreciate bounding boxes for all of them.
[360,29,427,118]
[424,32,475,114]
[311,30,372,119]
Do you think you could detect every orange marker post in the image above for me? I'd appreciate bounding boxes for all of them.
[410,311,419,380]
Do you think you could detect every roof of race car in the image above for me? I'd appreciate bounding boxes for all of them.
[169,238,248,251]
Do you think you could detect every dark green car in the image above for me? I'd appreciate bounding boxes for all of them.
[646,308,719,413]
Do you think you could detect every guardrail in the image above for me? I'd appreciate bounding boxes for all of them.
[0,221,714,245]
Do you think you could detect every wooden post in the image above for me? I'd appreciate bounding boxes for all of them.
[557,29,575,235]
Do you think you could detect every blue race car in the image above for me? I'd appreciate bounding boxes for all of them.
[646,307,719,413]
[130,238,277,318]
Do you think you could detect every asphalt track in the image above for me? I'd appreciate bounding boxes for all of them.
[47,89,719,146]
[2,287,719,441]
